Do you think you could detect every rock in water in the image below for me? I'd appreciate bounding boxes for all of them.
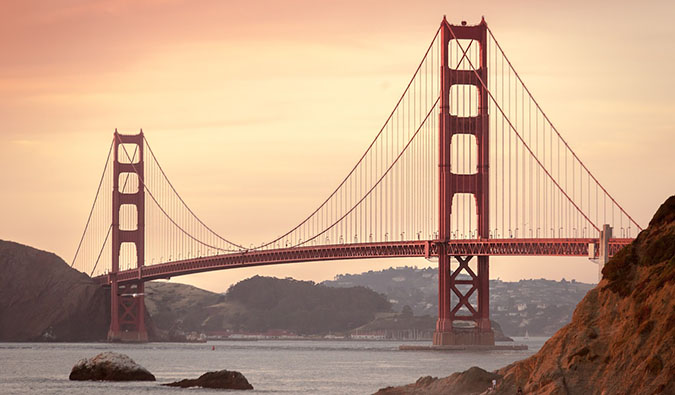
[376,367,500,394]
[69,352,155,381]
[164,370,253,390]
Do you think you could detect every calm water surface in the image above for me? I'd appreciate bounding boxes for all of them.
[0,338,548,394]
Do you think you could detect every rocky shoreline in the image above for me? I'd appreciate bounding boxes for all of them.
[376,195,675,394]
[69,352,253,390]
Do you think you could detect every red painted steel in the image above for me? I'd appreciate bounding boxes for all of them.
[109,130,148,342]
[101,128,633,342]
[93,238,632,286]
[94,18,640,343]
[434,17,493,346]
[437,15,453,340]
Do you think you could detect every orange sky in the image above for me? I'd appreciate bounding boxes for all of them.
[1,0,674,292]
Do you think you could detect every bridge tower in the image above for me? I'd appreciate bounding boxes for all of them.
[434,17,494,346]
[108,130,148,342]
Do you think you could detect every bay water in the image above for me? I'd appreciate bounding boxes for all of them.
[0,338,548,394]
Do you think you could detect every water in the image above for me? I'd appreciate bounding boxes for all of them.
[0,338,548,394]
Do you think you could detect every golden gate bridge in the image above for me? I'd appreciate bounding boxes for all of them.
[71,17,640,344]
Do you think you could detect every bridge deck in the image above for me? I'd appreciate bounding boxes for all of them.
[94,238,632,285]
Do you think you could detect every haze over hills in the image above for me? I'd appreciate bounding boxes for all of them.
[324,267,594,336]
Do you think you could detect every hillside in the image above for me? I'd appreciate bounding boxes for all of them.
[144,276,392,336]
[376,195,675,394]
[0,240,109,341]
[324,267,594,336]
[144,281,226,339]
[224,276,392,334]
[0,240,392,341]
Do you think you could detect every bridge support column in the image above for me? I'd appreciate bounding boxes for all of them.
[108,277,120,338]
[108,129,148,342]
[109,281,148,342]
[433,254,494,346]
[434,17,494,346]
[597,224,612,282]
[435,246,453,334]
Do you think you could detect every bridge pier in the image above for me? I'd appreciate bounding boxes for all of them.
[108,281,148,342]
[433,254,494,346]
[596,224,613,282]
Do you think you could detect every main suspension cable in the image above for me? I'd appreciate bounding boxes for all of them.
[253,26,442,250]
[446,23,600,233]
[486,26,642,231]
[117,136,240,253]
[70,138,113,268]
[143,136,247,250]
[298,98,440,247]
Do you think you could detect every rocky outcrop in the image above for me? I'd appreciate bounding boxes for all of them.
[164,370,253,390]
[69,352,155,381]
[0,240,109,341]
[376,367,499,395]
[376,195,675,395]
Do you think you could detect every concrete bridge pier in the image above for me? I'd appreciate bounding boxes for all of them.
[596,224,613,282]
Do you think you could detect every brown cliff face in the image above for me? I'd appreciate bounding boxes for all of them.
[376,195,675,395]
[0,240,109,341]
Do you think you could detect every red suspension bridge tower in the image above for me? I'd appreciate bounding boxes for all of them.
[109,130,148,342]
[435,17,493,345]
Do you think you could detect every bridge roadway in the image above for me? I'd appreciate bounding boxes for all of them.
[94,238,632,286]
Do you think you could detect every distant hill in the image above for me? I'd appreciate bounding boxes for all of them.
[0,240,109,341]
[144,281,226,339]
[1,238,591,341]
[224,276,391,335]
[323,267,595,336]
[325,266,438,315]
[0,238,392,341]
[144,276,392,336]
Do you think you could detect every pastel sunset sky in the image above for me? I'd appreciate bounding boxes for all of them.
[1,0,673,292]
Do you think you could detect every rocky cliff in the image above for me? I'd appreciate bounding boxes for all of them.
[376,195,675,395]
[0,240,109,341]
